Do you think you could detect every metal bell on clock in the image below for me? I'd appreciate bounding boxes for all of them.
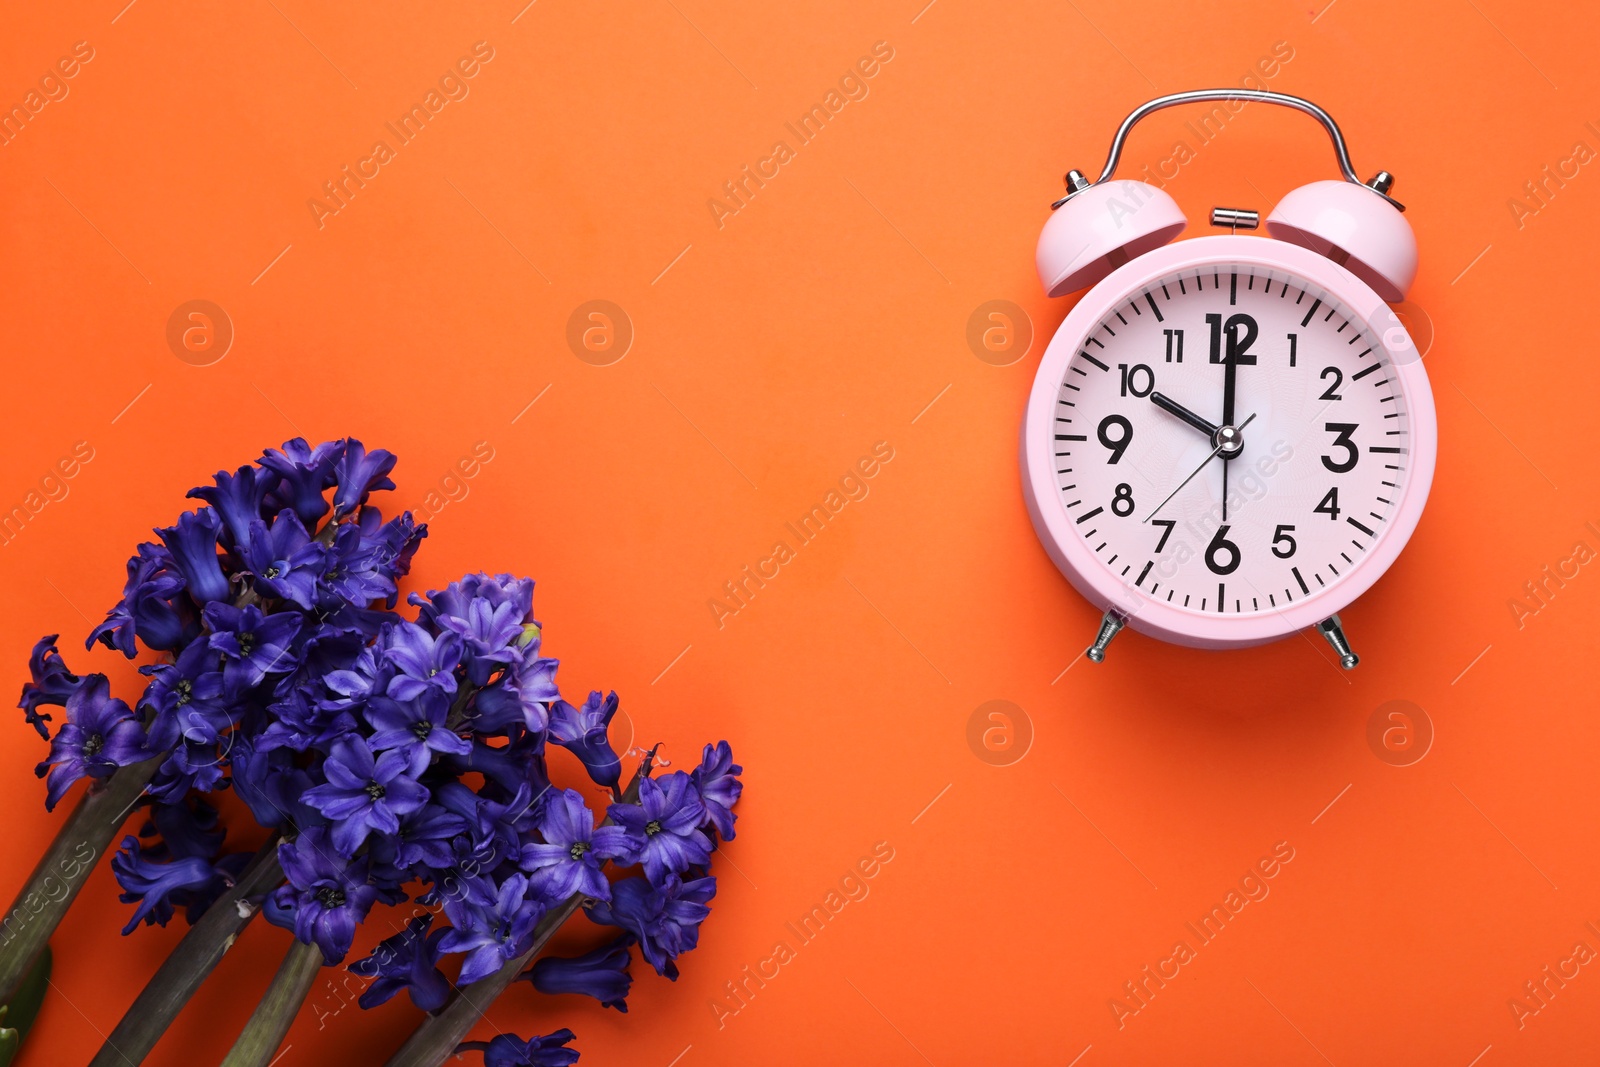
[1266,179,1418,301]
[1036,175,1187,297]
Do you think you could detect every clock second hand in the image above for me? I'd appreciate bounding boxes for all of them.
[1143,412,1257,524]
[1222,444,1229,523]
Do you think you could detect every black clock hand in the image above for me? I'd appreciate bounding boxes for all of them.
[1221,333,1238,429]
[1149,391,1220,438]
[1145,412,1256,524]
[1220,330,1239,522]
[1222,451,1230,521]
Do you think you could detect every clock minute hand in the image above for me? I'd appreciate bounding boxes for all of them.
[1149,391,1220,438]
[1143,412,1256,524]
[1220,341,1240,522]
[1221,334,1238,430]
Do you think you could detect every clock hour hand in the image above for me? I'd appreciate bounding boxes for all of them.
[1221,334,1238,430]
[1149,391,1220,439]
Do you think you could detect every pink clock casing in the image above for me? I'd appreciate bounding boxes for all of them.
[1020,234,1437,650]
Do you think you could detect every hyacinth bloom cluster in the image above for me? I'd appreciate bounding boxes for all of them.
[18,437,745,1066]
[24,437,420,921]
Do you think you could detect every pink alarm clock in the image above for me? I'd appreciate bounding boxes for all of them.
[1021,90,1436,668]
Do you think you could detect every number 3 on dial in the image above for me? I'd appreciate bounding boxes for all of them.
[1322,422,1359,473]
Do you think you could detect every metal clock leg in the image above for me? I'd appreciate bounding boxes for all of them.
[1316,615,1360,669]
[1086,609,1127,664]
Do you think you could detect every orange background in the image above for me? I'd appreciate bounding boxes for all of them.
[2,0,1598,1064]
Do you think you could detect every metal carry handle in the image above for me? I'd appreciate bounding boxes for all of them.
[1055,89,1402,211]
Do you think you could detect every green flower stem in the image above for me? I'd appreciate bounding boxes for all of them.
[89,833,284,1067]
[384,755,654,1067]
[218,936,324,1067]
[0,946,52,1066]
[0,754,162,1006]
[383,894,582,1067]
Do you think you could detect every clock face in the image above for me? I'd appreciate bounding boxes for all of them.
[1049,260,1417,619]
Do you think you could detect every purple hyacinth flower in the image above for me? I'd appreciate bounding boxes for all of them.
[332,438,398,516]
[312,600,401,641]
[156,509,231,604]
[444,734,551,801]
[88,543,198,657]
[88,544,173,657]
[304,736,430,855]
[111,835,221,934]
[367,509,427,594]
[150,734,227,802]
[135,797,249,924]
[139,639,231,755]
[229,736,315,830]
[166,684,232,747]
[381,622,462,702]
[394,802,469,869]
[34,675,148,811]
[320,521,398,608]
[259,437,341,526]
[431,782,532,885]
[691,741,743,841]
[519,789,629,904]
[142,795,226,861]
[243,509,327,609]
[473,654,559,735]
[258,686,358,754]
[524,936,633,1012]
[367,689,471,776]
[607,773,711,885]
[270,826,379,964]
[448,600,526,686]
[18,634,86,740]
[92,543,196,656]
[320,643,389,712]
[547,691,622,790]
[349,914,452,1012]
[411,574,534,686]
[187,464,271,551]
[586,874,715,980]
[431,868,501,930]
[455,1030,579,1067]
[412,573,535,633]
[289,621,369,685]
[438,873,546,984]
[204,602,303,693]
[128,581,196,654]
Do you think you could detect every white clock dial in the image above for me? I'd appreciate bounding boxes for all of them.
[1052,262,1414,616]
